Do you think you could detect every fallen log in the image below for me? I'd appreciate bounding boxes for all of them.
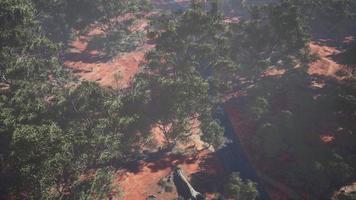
[173,168,205,200]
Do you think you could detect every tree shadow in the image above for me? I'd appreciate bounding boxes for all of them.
[330,43,356,67]
[146,153,199,173]
[151,0,189,11]
[63,51,111,63]
[112,147,201,174]
[111,148,172,174]
[190,153,225,194]
[310,19,356,48]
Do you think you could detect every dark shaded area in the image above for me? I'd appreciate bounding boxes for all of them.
[147,154,196,173]
[190,171,222,194]
[228,67,356,199]
[151,0,189,11]
[189,153,226,195]
[311,23,356,47]
[84,17,145,58]
[216,106,270,200]
[32,0,108,43]
[173,169,205,200]
[114,146,198,174]
[332,43,356,67]
[62,52,111,64]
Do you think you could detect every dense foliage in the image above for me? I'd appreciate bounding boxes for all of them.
[151,0,356,198]
[0,0,147,198]
[224,172,258,200]
[1,0,356,199]
[229,0,356,198]
[130,3,235,148]
[32,0,149,43]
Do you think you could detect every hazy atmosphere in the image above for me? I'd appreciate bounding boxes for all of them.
[1,0,356,199]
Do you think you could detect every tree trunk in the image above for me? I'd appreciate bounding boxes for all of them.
[173,168,205,200]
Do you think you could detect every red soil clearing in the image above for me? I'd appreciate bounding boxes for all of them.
[116,150,222,200]
[65,37,223,198]
[64,17,153,89]
[308,41,354,80]
[320,135,335,144]
[63,6,224,199]
[309,42,342,77]
[116,119,223,200]
[65,3,354,199]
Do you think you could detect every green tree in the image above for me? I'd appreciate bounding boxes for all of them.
[31,0,149,43]
[224,172,258,200]
[228,0,311,81]
[0,0,147,198]
[133,3,235,148]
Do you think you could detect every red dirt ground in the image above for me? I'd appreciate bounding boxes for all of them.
[64,0,354,198]
[114,120,223,200]
[309,42,343,78]
[116,150,222,200]
[308,40,354,80]
[64,34,350,200]
[63,2,224,199]
[64,18,154,89]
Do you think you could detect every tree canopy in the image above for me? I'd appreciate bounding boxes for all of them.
[0,0,148,198]
[1,0,356,199]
